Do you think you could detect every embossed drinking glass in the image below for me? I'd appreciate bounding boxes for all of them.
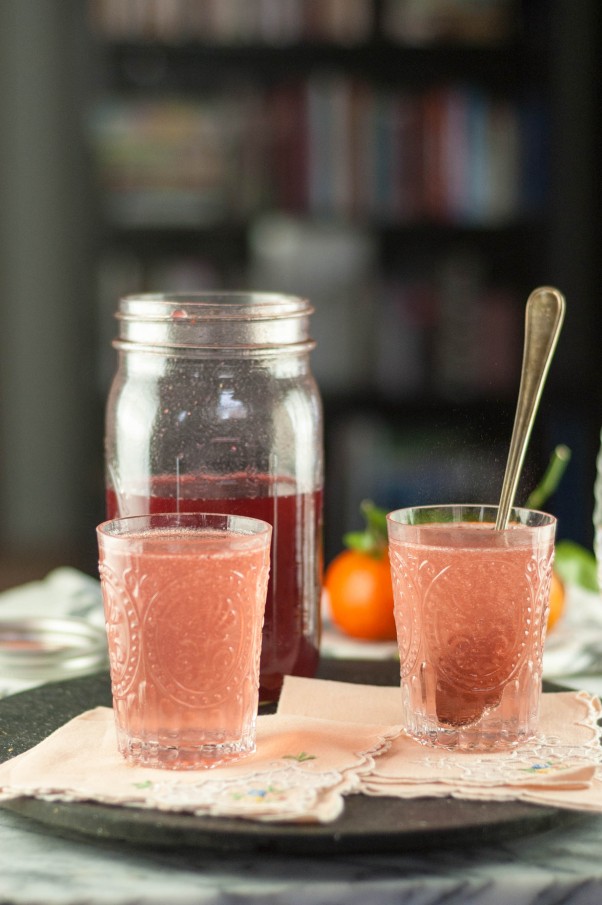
[387,505,556,751]
[97,512,271,769]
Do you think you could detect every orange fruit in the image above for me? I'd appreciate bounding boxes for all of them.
[324,548,397,641]
[547,570,565,631]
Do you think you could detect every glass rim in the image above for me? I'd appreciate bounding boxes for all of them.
[114,292,316,353]
[97,511,273,539]
[117,292,314,322]
[386,504,557,528]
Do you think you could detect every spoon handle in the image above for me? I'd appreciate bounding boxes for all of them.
[495,287,565,531]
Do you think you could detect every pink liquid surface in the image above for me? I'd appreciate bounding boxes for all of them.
[98,527,270,767]
[389,522,554,748]
[106,474,322,700]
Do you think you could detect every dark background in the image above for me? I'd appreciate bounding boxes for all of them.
[0,0,599,585]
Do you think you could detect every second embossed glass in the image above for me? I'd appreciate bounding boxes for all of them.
[97,512,271,769]
[387,505,556,751]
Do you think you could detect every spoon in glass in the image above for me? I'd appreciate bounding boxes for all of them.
[495,286,566,531]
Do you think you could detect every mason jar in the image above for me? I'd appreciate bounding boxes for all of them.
[105,293,323,701]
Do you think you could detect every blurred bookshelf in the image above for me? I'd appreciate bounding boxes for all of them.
[82,0,600,559]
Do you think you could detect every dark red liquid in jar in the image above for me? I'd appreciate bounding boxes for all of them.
[106,475,322,701]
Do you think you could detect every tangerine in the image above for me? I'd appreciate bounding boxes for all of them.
[547,569,565,631]
[324,548,397,641]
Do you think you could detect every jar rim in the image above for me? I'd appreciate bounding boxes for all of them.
[114,292,315,351]
[117,292,314,322]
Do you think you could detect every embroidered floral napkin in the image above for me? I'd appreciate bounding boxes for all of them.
[0,706,398,824]
[278,677,602,812]
[1,676,601,824]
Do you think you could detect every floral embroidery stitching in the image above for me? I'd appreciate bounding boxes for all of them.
[228,784,289,803]
[122,763,348,818]
[521,761,573,775]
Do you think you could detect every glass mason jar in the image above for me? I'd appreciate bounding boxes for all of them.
[105,293,323,701]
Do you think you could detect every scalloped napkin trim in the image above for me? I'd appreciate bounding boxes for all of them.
[278,677,602,812]
[0,707,399,824]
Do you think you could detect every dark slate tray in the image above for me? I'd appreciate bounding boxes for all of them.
[0,660,580,855]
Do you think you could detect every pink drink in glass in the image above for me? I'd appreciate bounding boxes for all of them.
[97,512,271,769]
[387,505,556,750]
[106,474,322,702]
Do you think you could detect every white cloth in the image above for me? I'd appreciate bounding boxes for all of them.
[0,568,106,697]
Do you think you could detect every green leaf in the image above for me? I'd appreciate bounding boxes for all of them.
[343,530,377,553]
[554,540,599,592]
[360,499,388,539]
[526,445,571,510]
[342,499,388,558]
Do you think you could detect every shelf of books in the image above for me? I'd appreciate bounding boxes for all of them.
[85,0,564,555]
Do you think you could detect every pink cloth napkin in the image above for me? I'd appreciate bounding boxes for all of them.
[0,707,397,824]
[278,677,602,812]
[0,677,601,823]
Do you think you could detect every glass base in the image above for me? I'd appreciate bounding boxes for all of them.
[116,725,256,770]
[400,666,542,752]
[405,721,536,752]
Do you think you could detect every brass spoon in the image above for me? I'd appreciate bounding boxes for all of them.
[495,287,566,531]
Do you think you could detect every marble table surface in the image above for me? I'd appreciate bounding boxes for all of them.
[1,799,602,905]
